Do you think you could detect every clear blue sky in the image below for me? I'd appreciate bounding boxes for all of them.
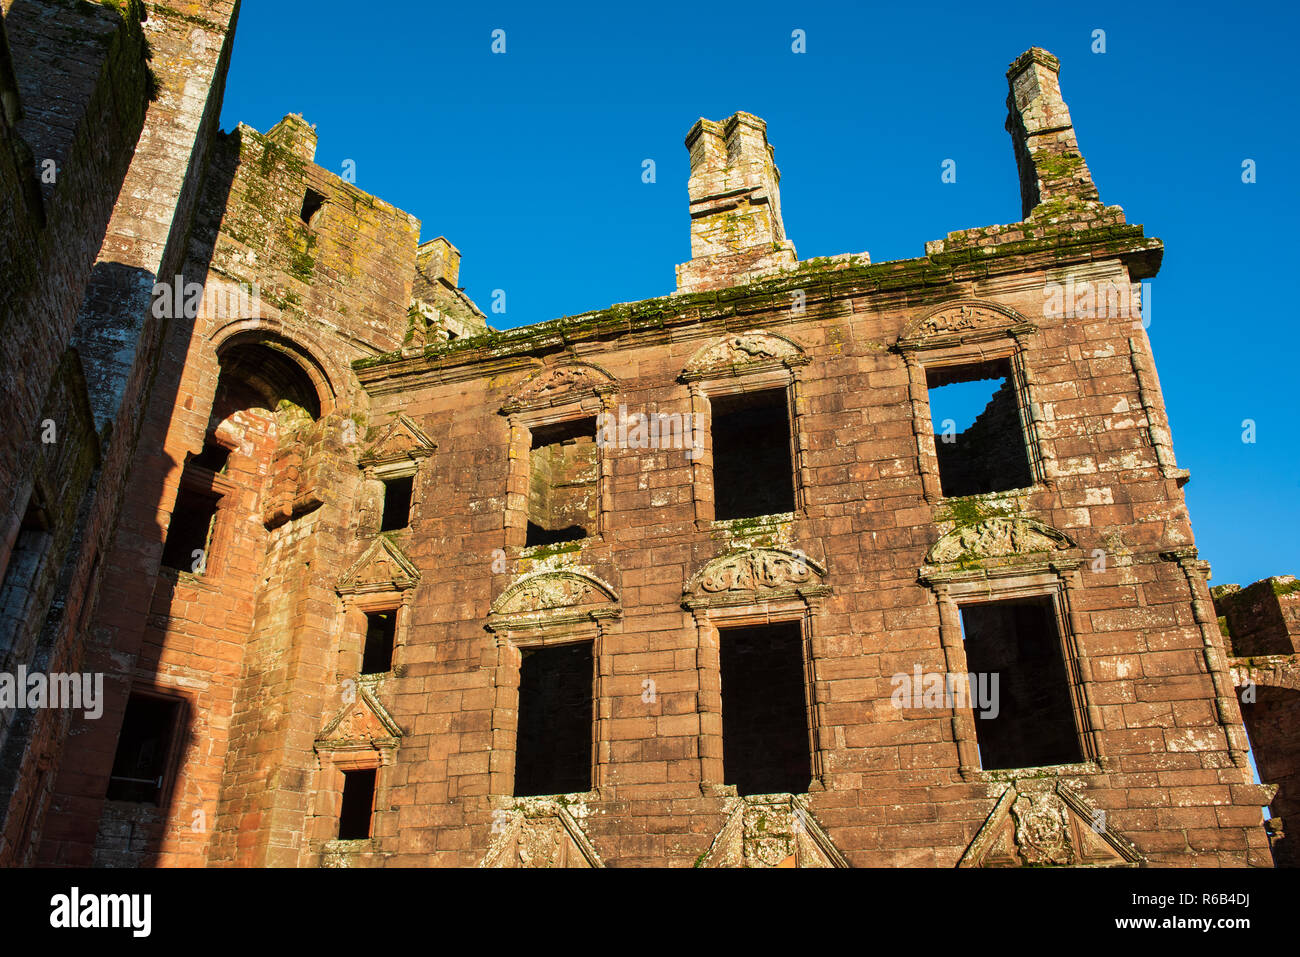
[219,0,1298,588]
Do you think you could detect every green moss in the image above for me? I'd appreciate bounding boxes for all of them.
[1271,578,1300,598]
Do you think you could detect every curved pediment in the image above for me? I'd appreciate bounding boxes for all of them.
[897,299,1034,350]
[682,330,807,380]
[500,362,618,415]
[925,517,1074,566]
[684,548,827,608]
[489,568,619,620]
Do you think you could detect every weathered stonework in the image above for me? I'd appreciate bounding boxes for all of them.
[0,19,1290,870]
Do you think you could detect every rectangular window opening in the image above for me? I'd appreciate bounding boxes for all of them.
[525,418,597,547]
[337,768,377,840]
[159,486,219,573]
[106,694,182,804]
[710,389,795,521]
[927,358,1033,497]
[514,642,593,796]
[959,596,1083,771]
[361,610,396,674]
[718,621,811,795]
[300,188,326,226]
[189,441,231,473]
[380,475,413,531]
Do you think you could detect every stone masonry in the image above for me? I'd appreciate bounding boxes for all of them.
[0,7,1290,868]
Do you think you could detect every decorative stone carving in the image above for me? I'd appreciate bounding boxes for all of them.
[336,537,420,595]
[490,569,618,617]
[682,330,806,378]
[479,800,604,868]
[316,685,402,751]
[925,517,1074,565]
[960,782,1143,867]
[685,548,825,606]
[699,795,848,868]
[501,363,617,414]
[358,412,435,468]
[897,299,1033,348]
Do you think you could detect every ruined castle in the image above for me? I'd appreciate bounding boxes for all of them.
[0,0,1294,868]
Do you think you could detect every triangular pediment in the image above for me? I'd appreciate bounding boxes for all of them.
[359,413,435,468]
[699,795,848,868]
[479,800,605,868]
[317,685,403,749]
[959,782,1143,867]
[337,536,420,595]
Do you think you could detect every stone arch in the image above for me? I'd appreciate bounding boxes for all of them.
[212,320,339,418]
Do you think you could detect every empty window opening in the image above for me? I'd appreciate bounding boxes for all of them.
[959,597,1082,770]
[711,389,795,521]
[337,768,377,840]
[526,418,597,547]
[380,475,413,531]
[106,695,181,804]
[361,611,396,674]
[0,491,52,652]
[300,188,326,226]
[514,642,593,796]
[159,486,219,573]
[188,441,231,473]
[927,358,1033,497]
[719,621,812,795]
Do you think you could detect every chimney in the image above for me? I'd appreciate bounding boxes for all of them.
[675,111,798,293]
[417,237,461,288]
[1005,48,1100,220]
[265,113,318,164]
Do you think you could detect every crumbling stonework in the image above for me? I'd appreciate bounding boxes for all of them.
[0,15,1291,868]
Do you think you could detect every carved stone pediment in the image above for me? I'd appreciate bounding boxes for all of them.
[337,537,421,595]
[359,413,435,468]
[897,299,1034,349]
[479,800,604,868]
[316,685,403,751]
[925,517,1074,566]
[487,568,620,631]
[500,362,617,414]
[960,782,1143,867]
[684,548,827,608]
[699,795,848,868]
[682,330,807,381]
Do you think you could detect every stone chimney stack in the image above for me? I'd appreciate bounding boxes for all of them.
[1005,48,1101,220]
[675,111,798,293]
[266,113,318,163]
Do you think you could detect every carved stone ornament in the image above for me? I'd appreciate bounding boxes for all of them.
[683,330,806,378]
[336,536,421,595]
[500,363,617,414]
[699,795,848,868]
[316,685,403,751]
[925,517,1074,566]
[479,801,604,868]
[358,412,435,467]
[897,299,1032,348]
[489,568,618,619]
[689,548,824,595]
[959,782,1143,867]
